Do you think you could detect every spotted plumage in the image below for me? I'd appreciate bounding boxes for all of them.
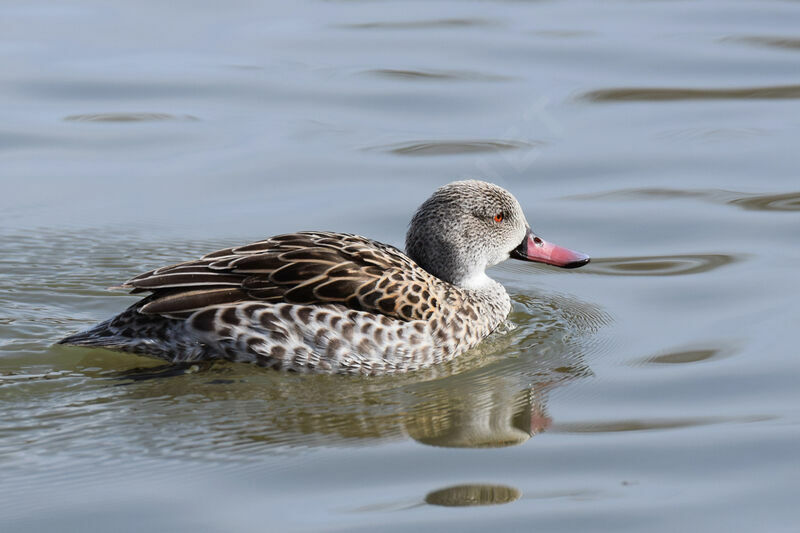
[59,180,589,375]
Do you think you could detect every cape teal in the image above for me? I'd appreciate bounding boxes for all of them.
[59,180,589,375]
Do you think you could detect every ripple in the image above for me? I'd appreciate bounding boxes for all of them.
[363,69,510,82]
[584,254,739,277]
[425,484,521,507]
[656,127,768,143]
[567,188,729,201]
[581,85,800,102]
[723,36,800,51]
[569,188,800,213]
[634,340,741,366]
[643,348,719,365]
[510,293,611,336]
[339,18,499,30]
[369,139,540,156]
[531,30,594,38]
[552,415,772,434]
[729,191,800,212]
[64,113,198,122]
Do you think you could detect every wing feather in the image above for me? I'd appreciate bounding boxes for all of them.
[119,232,440,321]
[139,288,249,315]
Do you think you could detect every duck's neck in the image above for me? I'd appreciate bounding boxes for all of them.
[441,275,512,340]
[458,271,494,291]
[406,240,512,334]
[463,276,512,324]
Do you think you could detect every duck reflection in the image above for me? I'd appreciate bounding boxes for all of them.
[100,293,602,455]
[405,377,556,448]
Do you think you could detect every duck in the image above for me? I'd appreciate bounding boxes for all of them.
[58,180,589,375]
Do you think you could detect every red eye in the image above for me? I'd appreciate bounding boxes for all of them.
[493,213,504,223]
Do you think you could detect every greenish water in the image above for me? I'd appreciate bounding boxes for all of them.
[2,1,800,531]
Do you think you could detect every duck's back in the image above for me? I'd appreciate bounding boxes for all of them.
[121,231,437,321]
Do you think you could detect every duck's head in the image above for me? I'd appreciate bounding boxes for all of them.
[405,180,589,289]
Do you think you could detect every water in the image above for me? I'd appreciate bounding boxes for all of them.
[2,0,800,531]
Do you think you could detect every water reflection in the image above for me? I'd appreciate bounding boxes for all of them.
[109,300,590,452]
[406,380,554,448]
[583,254,739,277]
[582,85,800,102]
[368,139,540,156]
[425,484,521,507]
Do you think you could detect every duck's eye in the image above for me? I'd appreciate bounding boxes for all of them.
[493,213,504,223]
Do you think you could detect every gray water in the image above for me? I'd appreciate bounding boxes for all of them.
[2,1,800,531]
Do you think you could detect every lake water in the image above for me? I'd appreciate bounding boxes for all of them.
[2,1,799,531]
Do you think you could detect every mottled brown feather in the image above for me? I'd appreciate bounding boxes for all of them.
[121,232,442,321]
[140,287,249,314]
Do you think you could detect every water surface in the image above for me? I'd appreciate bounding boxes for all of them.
[2,1,800,532]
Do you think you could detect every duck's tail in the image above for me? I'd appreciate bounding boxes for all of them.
[58,300,143,348]
[57,302,201,361]
[57,319,117,347]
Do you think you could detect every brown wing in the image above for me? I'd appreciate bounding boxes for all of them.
[121,232,440,321]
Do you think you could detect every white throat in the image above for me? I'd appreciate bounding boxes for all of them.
[460,271,494,291]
